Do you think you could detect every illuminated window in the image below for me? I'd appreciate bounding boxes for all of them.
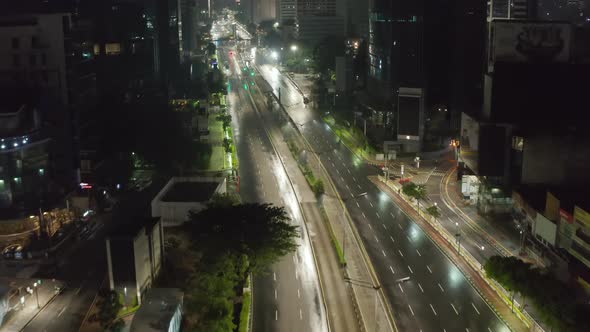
[105,43,121,55]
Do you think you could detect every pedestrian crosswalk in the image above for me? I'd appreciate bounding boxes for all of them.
[430,170,447,177]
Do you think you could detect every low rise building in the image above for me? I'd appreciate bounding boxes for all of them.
[105,217,164,306]
[130,288,183,332]
[513,186,590,291]
[151,177,226,226]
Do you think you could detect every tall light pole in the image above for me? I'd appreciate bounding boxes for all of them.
[33,282,40,308]
[455,222,461,255]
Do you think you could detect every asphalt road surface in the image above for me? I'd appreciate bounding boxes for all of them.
[256,62,512,332]
[217,34,328,332]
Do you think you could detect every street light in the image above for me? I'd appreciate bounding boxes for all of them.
[33,282,40,308]
[271,51,279,60]
[290,44,298,52]
[455,222,461,255]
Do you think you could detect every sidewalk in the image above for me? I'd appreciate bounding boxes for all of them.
[1,278,64,331]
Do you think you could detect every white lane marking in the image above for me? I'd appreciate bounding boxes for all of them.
[374,235,380,243]
[353,177,357,182]
[389,266,395,274]
[275,289,277,299]
[408,304,414,316]
[341,176,345,182]
[418,283,424,293]
[368,223,373,230]
[382,223,387,230]
[369,202,374,208]
[427,265,432,274]
[472,302,480,315]
[408,265,413,274]
[390,212,395,218]
[382,250,387,257]
[274,272,277,281]
[406,235,411,242]
[57,306,67,317]
[487,328,492,332]
[390,235,395,243]
[300,308,303,320]
[398,283,404,293]
[451,303,459,315]
[263,191,266,197]
[416,249,421,256]
[438,283,445,292]
[362,212,366,219]
[466,329,470,332]
[357,184,362,190]
[336,169,340,174]
[275,310,278,320]
[398,250,404,257]
[331,162,335,167]
[347,169,351,174]
[297,289,300,298]
[398,224,403,230]
[350,192,354,198]
[295,270,299,280]
[376,212,380,219]
[293,254,297,264]
[356,202,360,208]
[345,184,349,190]
[430,303,437,316]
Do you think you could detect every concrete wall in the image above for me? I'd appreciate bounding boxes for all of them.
[133,230,151,304]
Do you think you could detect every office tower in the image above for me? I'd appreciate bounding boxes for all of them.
[296,0,345,45]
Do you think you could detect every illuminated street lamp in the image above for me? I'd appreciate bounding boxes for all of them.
[33,282,40,308]
[290,44,298,52]
[271,51,279,60]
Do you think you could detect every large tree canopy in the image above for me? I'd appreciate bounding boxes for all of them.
[185,203,299,274]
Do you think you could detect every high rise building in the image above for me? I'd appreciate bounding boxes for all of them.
[0,13,79,218]
[295,0,345,45]
[277,0,297,25]
[365,0,425,152]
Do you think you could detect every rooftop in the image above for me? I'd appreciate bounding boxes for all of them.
[109,217,160,238]
[161,181,220,203]
[130,288,183,332]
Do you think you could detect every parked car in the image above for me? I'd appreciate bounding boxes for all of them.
[2,244,18,259]
[13,245,24,260]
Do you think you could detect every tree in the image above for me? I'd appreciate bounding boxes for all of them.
[208,192,240,208]
[216,112,232,131]
[222,138,233,154]
[207,42,217,56]
[185,203,299,274]
[425,205,441,221]
[402,182,427,208]
[96,290,122,330]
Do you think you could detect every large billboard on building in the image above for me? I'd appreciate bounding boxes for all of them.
[491,20,572,64]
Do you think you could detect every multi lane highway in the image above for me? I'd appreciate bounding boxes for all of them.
[216,33,328,331]
[255,61,512,332]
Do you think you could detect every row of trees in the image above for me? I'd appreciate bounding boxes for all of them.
[181,194,300,330]
[484,256,590,331]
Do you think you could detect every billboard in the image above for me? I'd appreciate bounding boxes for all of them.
[491,20,572,64]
